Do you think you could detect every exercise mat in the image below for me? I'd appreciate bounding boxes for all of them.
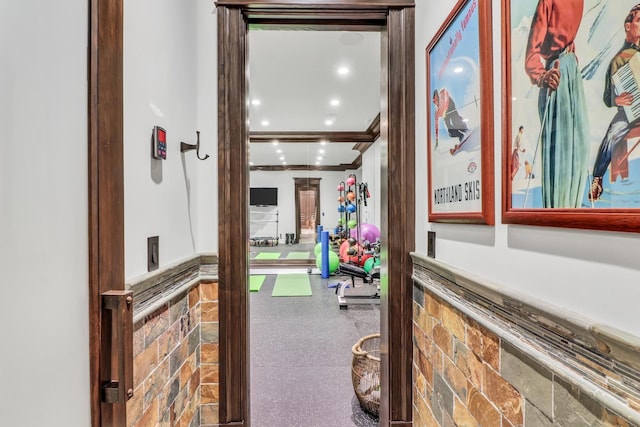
[249,275,266,292]
[271,274,312,297]
[286,252,311,259]
[254,252,281,260]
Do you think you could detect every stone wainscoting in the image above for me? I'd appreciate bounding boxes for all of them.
[125,254,219,427]
[411,253,640,427]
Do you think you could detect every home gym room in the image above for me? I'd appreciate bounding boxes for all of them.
[246,29,384,426]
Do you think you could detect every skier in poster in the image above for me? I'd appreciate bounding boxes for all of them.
[588,4,640,202]
[432,88,469,152]
[511,125,526,180]
[524,0,589,208]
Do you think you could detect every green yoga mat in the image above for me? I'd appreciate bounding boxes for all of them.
[254,252,281,260]
[249,275,266,292]
[271,274,312,297]
[286,252,311,259]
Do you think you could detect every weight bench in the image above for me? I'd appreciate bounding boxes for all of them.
[335,262,380,309]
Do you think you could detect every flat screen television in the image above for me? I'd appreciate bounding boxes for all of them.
[250,187,278,206]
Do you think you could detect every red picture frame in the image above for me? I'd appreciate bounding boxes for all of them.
[502,0,640,232]
[426,0,495,225]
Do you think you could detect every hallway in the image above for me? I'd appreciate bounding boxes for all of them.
[249,243,380,426]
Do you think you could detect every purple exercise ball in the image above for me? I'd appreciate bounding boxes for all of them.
[350,223,380,243]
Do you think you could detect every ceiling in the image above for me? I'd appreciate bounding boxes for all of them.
[248,30,381,169]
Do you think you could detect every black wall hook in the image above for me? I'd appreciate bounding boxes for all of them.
[180,131,210,160]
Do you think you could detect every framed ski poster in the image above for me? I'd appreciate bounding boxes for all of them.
[427,0,495,225]
[503,0,640,232]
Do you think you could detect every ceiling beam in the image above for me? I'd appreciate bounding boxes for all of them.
[250,161,359,171]
[250,130,373,144]
[353,112,380,153]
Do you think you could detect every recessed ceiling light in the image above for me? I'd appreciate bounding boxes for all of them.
[318,149,325,154]
[337,66,349,76]
[249,161,254,166]
[325,114,336,126]
[276,149,282,153]
[454,67,463,73]
[279,156,285,161]
[251,99,261,106]
[330,99,340,107]
[316,161,320,165]
[272,140,279,146]
[317,156,323,161]
[261,120,269,126]
[320,140,327,146]
[282,161,287,165]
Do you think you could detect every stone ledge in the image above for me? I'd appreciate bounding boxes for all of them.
[127,253,218,321]
[411,252,640,425]
[411,253,640,372]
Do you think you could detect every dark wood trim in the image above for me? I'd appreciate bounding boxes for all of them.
[248,21,385,31]
[218,2,415,427]
[366,112,381,138]
[89,0,126,425]
[294,178,321,241]
[353,113,380,154]
[217,6,250,425]
[250,130,374,144]
[380,7,415,424]
[352,142,370,153]
[250,114,380,168]
[250,163,355,172]
[217,0,413,7]
[351,154,363,169]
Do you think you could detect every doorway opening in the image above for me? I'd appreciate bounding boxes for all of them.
[295,178,321,244]
[217,3,415,426]
[298,189,315,242]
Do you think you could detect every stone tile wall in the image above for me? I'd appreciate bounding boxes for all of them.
[126,255,219,427]
[199,281,220,426]
[412,254,640,427]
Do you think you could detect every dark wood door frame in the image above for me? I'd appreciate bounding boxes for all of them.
[217,2,415,426]
[294,177,321,241]
[89,0,127,425]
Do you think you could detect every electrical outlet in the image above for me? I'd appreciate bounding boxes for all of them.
[148,236,159,272]
[427,231,436,258]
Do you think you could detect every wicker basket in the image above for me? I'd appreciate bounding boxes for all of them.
[351,333,381,417]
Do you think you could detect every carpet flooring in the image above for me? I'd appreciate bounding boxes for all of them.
[250,246,380,427]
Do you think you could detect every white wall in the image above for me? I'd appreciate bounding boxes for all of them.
[416,2,640,336]
[196,1,219,255]
[250,170,361,238]
[0,2,91,426]
[124,0,218,279]
[361,138,382,227]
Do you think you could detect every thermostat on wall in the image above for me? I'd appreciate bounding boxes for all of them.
[152,126,167,159]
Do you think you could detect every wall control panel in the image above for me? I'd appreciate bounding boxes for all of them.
[152,126,167,159]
